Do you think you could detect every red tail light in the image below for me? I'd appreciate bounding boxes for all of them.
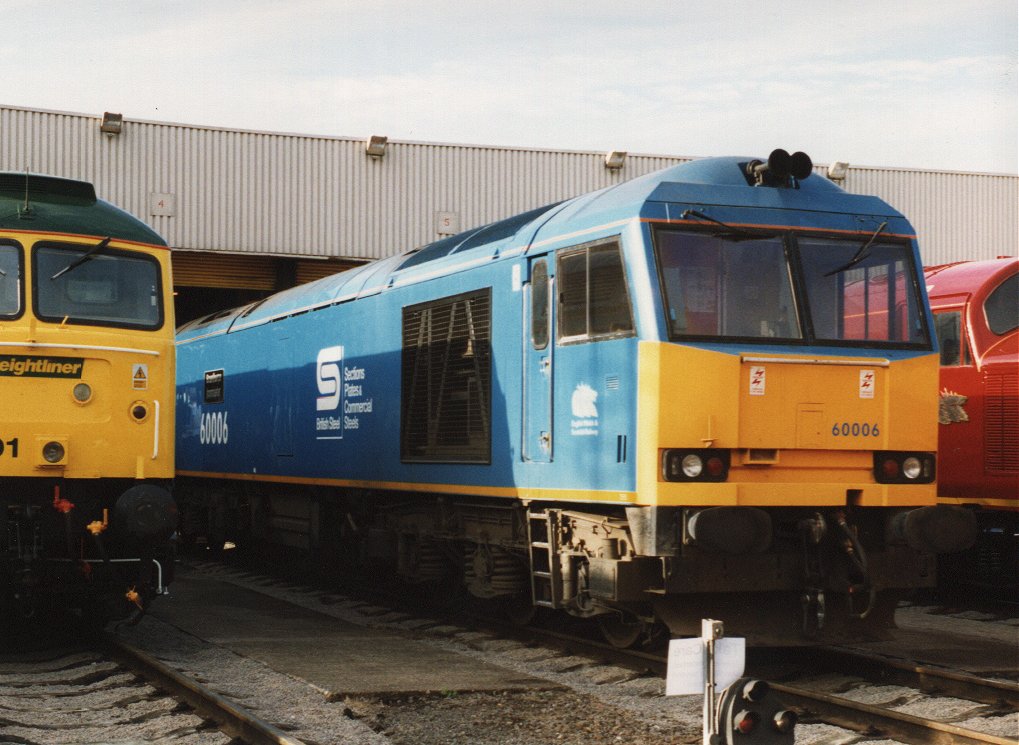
[734,710,759,735]
[706,457,726,477]
[881,458,900,479]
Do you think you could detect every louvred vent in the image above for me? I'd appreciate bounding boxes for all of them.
[984,373,1019,473]
[401,289,492,463]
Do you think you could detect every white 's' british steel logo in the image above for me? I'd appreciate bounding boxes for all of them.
[316,346,344,411]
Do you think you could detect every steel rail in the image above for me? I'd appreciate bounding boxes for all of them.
[769,681,1017,745]
[102,633,307,745]
[814,645,1019,709]
[485,619,1017,745]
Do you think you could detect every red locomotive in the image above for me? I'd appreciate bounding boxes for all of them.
[924,257,1018,590]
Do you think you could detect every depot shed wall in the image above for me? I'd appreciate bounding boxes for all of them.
[2,105,1015,271]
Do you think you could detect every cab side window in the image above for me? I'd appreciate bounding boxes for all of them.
[557,239,633,343]
[984,273,1018,336]
[531,260,550,350]
[934,311,969,366]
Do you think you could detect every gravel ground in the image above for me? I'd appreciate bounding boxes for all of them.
[0,643,229,745]
[345,689,695,745]
[117,561,712,744]
[120,610,705,745]
[113,565,1019,745]
[119,616,390,744]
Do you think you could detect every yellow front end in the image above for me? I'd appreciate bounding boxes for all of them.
[1,177,178,618]
[0,233,175,483]
[636,341,939,507]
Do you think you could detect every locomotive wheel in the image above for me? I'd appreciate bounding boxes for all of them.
[597,612,645,649]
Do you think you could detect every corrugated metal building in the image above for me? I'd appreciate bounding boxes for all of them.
[2,104,1015,320]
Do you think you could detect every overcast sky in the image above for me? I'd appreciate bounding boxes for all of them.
[5,0,1016,173]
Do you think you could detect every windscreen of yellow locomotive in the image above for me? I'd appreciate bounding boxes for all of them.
[798,239,928,344]
[656,232,801,340]
[33,245,163,328]
[0,244,20,316]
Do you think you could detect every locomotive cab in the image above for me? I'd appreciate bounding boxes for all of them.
[0,173,177,623]
[528,153,976,638]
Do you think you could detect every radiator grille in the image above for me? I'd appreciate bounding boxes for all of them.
[985,372,1019,473]
[401,289,492,463]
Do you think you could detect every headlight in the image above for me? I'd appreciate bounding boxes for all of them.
[902,457,922,480]
[73,383,92,403]
[681,454,703,478]
[42,441,65,463]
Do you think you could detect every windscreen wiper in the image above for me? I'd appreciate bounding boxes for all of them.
[824,221,888,277]
[681,210,776,241]
[50,237,112,280]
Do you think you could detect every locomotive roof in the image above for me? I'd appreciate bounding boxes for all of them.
[924,257,1018,299]
[0,172,167,246]
[178,156,906,339]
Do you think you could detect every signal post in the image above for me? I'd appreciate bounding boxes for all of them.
[666,619,796,744]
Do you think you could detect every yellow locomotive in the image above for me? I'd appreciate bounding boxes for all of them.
[0,172,176,623]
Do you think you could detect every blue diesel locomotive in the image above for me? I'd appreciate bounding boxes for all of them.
[175,152,973,645]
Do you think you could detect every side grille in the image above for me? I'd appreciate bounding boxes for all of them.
[984,372,1019,473]
[401,289,492,463]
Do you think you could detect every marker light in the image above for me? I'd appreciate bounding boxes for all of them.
[706,456,726,477]
[874,452,936,484]
[73,383,92,403]
[43,441,65,463]
[773,709,798,733]
[882,458,900,479]
[662,449,731,482]
[743,679,770,702]
[733,710,760,735]
[719,677,795,744]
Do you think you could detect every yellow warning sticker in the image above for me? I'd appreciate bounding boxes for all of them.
[132,363,149,390]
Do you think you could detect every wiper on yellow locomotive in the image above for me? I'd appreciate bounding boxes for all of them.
[50,236,112,280]
[823,221,888,277]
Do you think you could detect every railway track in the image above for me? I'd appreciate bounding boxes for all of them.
[771,647,1018,745]
[769,678,1015,745]
[491,622,1019,745]
[102,634,308,745]
[0,626,307,745]
[177,555,1019,745]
